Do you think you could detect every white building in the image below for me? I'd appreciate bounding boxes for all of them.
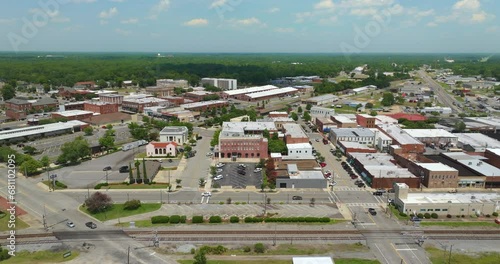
[310,106,336,119]
[201,78,237,90]
[146,142,178,157]
[159,126,189,145]
[420,107,452,115]
[286,143,313,158]
[370,128,393,152]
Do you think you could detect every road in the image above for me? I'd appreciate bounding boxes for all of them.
[417,70,462,114]
[178,127,215,189]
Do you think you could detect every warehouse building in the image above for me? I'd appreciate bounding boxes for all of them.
[242,87,298,102]
[378,124,425,154]
[455,133,500,152]
[221,85,278,100]
[0,120,88,144]
[301,94,339,106]
[275,164,327,189]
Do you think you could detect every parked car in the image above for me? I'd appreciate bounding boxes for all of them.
[85,222,97,229]
[206,152,213,156]
[103,166,112,171]
[119,166,129,173]
[216,168,223,173]
[324,172,332,178]
[168,159,173,163]
[66,221,75,228]
[368,208,377,216]
[237,170,246,175]
[292,196,303,200]
[213,175,223,181]
[320,162,327,167]
[357,183,365,188]
[202,192,212,197]
[253,168,262,173]
[373,191,383,196]
[329,181,337,187]
[238,164,247,168]
[315,138,320,142]
[216,163,225,168]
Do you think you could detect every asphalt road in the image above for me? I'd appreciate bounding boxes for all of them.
[180,127,215,189]
[417,70,462,114]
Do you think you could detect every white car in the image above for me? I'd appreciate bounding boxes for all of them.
[329,181,337,187]
[216,168,223,173]
[253,168,262,173]
[202,192,212,197]
[214,175,223,180]
[238,164,247,168]
[216,163,225,168]
[66,221,75,228]
[206,152,213,156]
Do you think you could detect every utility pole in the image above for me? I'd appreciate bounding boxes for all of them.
[448,245,453,264]
[43,205,47,230]
[153,230,159,248]
[127,246,130,264]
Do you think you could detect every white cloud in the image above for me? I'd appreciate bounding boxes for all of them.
[227,17,266,27]
[115,28,131,36]
[350,8,377,16]
[453,0,480,11]
[184,18,209,26]
[210,0,227,8]
[0,18,17,25]
[338,0,394,8]
[109,0,124,2]
[121,18,139,24]
[266,7,280,13]
[314,0,334,10]
[427,22,438,27]
[430,0,492,25]
[319,16,338,25]
[29,8,59,17]
[274,27,295,33]
[414,9,435,18]
[148,0,170,20]
[295,12,313,23]
[64,25,82,31]
[99,7,118,19]
[388,4,404,15]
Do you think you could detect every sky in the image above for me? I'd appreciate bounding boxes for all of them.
[0,0,499,53]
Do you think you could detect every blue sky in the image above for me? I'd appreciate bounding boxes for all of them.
[0,0,498,53]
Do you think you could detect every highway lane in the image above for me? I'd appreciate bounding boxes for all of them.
[417,70,462,114]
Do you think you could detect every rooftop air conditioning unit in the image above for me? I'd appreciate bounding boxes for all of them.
[471,196,476,199]
[448,201,452,203]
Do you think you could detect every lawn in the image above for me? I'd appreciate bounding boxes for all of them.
[0,214,30,231]
[420,221,500,228]
[42,180,67,190]
[388,205,410,220]
[334,107,358,114]
[106,183,171,189]
[2,250,79,263]
[80,203,161,221]
[426,246,500,264]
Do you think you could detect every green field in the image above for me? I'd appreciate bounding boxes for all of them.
[2,250,79,263]
[420,221,500,228]
[0,214,30,231]
[80,203,161,221]
[426,246,500,264]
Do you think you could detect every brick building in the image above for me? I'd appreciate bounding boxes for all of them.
[378,124,425,154]
[356,114,376,128]
[5,97,58,120]
[84,102,118,114]
[283,123,309,144]
[52,110,94,121]
[122,97,168,113]
[180,100,228,112]
[99,94,124,105]
[331,115,357,128]
[183,91,214,102]
[268,111,289,118]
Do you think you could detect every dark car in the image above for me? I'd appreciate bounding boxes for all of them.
[368,208,377,216]
[237,170,246,175]
[292,196,303,200]
[119,166,129,173]
[373,191,383,196]
[358,183,365,188]
[103,166,112,171]
[85,221,97,229]
[168,159,173,163]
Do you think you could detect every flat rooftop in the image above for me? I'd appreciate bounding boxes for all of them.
[364,165,416,178]
[223,85,277,96]
[378,124,423,145]
[289,170,325,180]
[454,133,500,149]
[221,121,277,137]
[283,123,307,138]
[330,128,374,138]
[54,110,94,117]
[415,163,458,172]
[351,153,395,166]
[403,192,500,204]
[0,120,87,141]
[375,115,398,124]
[303,94,338,102]
[369,128,392,140]
[160,126,188,134]
[403,129,457,138]
[464,117,500,129]
[245,87,298,99]
[339,141,375,150]
[180,100,227,109]
[123,97,166,104]
[287,143,312,149]
[332,115,357,124]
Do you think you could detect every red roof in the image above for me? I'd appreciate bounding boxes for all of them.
[150,142,178,148]
[387,113,427,121]
[75,81,95,85]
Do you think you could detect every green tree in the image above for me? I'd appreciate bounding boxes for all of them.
[306,103,312,111]
[135,160,141,180]
[365,102,374,108]
[297,106,303,113]
[1,84,16,100]
[83,126,93,136]
[40,155,50,176]
[193,250,207,264]
[303,111,311,122]
[370,110,378,116]
[57,136,91,164]
[142,158,148,183]
[454,121,466,132]
[290,112,298,121]
[20,157,41,176]
[210,129,221,147]
[22,145,37,155]
[268,139,287,153]
[99,134,115,153]
[129,162,134,183]
[381,92,395,106]
[262,129,270,140]
[85,191,113,214]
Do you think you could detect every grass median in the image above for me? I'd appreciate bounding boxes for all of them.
[0,213,30,231]
[80,203,161,221]
[2,250,79,263]
[420,221,500,228]
[101,183,171,189]
[426,246,500,264]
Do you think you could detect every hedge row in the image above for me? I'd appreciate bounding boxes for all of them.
[264,217,330,223]
[151,215,187,224]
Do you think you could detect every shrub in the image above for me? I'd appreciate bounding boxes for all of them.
[124,199,141,210]
[200,245,227,255]
[55,181,67,189]
[192,215,204,223]
[243,246,251,252]
[446,214,452,218]
[424,213,431,219]
[190,248,195,254]
[219,201,224,205]
[399,212,407,217]
[169,215,181,224]
[180,215,187,223]
[244,217,264,223]
[226,198,232,204]
[417,213,424,219]
[230,216,240,223]
[209,216,222,223]
[94,182,109,189]
[151,215,169,224]
[456,215,461,218]
[431,213,438,219]
[493,212,499,217]
[461,215,465,218]
[485,214,491,218]
[254,243,265,253]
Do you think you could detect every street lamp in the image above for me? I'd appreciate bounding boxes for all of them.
[50,174,57,191]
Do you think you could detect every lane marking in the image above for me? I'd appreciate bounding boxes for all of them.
[391,243,408,264]
[374,243,390,264]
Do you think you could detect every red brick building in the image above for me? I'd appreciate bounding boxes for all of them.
[183,91,214,102]
[74,81,96,89]
[84,102,118,114]
[180,100,228,112]
[283,123,309,144]
[122,97,168,113]
[5,97,58,120]
[269,111,289,118]
[99,94,124,105]
[52,110,94,121]
[219,137,269,159]
[387,113,427,121]
[64,102,85,111]
[356,114,376,128]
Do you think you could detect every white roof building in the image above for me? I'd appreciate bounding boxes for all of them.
[454,133,500,152]
[223,85,278,96]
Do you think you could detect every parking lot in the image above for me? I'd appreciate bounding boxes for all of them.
[214,163,262,189]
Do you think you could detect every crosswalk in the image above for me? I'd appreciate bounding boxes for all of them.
[344,202,379,207]
[332,187,365,191]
